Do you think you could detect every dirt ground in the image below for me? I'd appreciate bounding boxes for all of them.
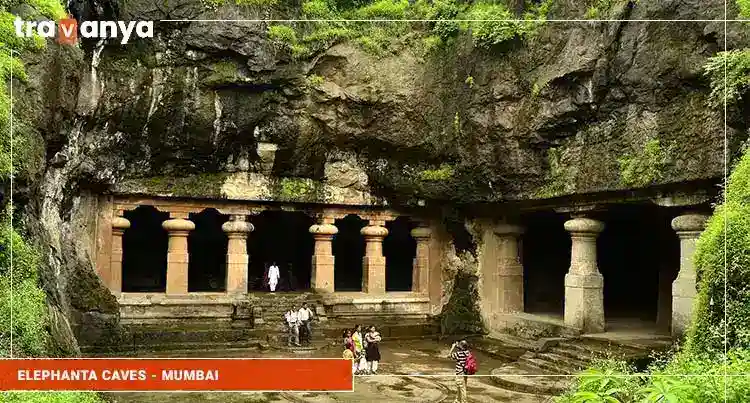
[102,340,554,403]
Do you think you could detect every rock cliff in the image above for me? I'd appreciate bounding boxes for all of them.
[7,0,749,351]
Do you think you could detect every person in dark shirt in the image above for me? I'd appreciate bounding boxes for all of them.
[449,340,469,403]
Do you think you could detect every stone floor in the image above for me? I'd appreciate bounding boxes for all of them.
[103,340,554,403]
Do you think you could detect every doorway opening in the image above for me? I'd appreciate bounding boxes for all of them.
[522,211,570,317]
[383,216,416,291]
[333,214,366,291]
[597,205,679,329]
[122,205,169,292]
[187,208,229,292]
[247,210,315,291]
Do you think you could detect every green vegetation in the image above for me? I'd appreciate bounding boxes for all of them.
[266,0,553,59]
[617,138,673,188]
[536,147,572,198]
[704,49,750,109]
[419,163,455,181]
[464,75,474,88]
[686,147,750,356]
[120,174,229,198]
[556,352,750,402]
[585,0,616,19]
[276,177,319,202]
[203,60,242,85]
[557,145,750,402]
[307,74,325,86]
[738,0,750,18]
[203,0,279,6]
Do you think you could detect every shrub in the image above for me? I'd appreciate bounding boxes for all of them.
[1,391,105,402]
[353,0,409,19]
[556,350,750,402]
[617,138,673,187]
[738,0,750,18]
[267,25,297,44]
[703,49,750,109]
[686,147,750,356]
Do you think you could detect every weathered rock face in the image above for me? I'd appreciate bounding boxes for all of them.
[13,0,750,350]
[41,0,750,204]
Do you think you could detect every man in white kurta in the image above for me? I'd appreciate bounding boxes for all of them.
[268,262,280,292]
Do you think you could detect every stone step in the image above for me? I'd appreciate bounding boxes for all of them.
[127,327,262,346]
[83,340,265,355]
[468,337,529,361]
[518,355,575,375]
[536,352,589,371]
[548,345,600,362]
[89,346,266,358]
[490,364,572,396]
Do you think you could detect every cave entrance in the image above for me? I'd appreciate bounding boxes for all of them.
[187,208,229,292]
[122,205,169,292]
[522,211,570,318]
[384,216,417,291]
[333,214,366,291]
[597,205,679,331]
[247,210,314,292]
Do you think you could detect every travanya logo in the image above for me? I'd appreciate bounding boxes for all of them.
[14,16,153,45]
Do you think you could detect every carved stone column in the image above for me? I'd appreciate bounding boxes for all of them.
[361,221,388,294]
[494,224,525,313]
[564,217,605,333]
[222,215,254,295]
[110,216,130,295]
[162,216,195,295]
[310,217,338,293]
[411,225,432,294]
[671,213,709,337]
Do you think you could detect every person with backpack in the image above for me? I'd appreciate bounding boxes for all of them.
[449,340,476,403]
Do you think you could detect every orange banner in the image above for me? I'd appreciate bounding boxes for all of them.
[0,359,352,391]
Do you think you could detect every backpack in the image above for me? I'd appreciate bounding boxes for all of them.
[464,352,477,375]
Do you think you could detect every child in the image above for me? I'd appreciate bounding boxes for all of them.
[343,341,356,374]
[365,325,382,374]
[352,325,366,374]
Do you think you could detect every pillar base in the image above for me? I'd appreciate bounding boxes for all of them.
[362,256,386,294]
[311,255,335,293]
[564,272,605,333]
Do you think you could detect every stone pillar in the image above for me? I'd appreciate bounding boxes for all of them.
[564,217,605,333]
[110,216,130,295]
[411,226,432,294]
[222,215,254,295]
[494,224,525,313]
[162,216,195,295]
[361,221,388,294]
[671,213,709,338]
[310,218,338,293]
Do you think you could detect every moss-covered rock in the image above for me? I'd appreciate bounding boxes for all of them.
[117,173,230,198]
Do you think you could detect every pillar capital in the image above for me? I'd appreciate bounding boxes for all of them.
[564,217,604,235]
[410,226,432,240]
[671,214,709,234]
[112,217,130,232]
[222,218,254,236]
[310,223,338,237]
[494,223,524,236]
[162,218,195,233]
[361,225,388,238]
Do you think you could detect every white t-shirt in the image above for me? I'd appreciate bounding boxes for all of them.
[297,307,313,321]
[285,310,298,324]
